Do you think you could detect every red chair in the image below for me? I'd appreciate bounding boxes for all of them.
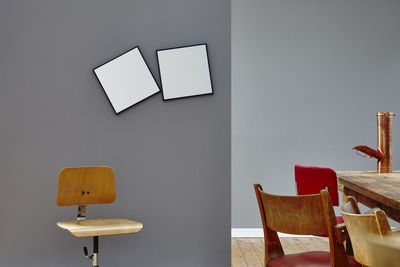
[294,165,344,225]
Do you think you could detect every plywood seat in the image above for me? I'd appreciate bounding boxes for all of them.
[57,218,143,238]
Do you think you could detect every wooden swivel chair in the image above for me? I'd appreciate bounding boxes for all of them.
[340,196,400,267]
[56,166,143,267]
[254,184,360,267]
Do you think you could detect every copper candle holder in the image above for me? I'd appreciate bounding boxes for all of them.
[353,112,395,173]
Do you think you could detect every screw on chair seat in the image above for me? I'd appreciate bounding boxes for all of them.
[57,218,143,238]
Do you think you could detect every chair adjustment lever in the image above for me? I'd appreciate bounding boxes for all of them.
[83,236,99,267]
[83,246,93,260]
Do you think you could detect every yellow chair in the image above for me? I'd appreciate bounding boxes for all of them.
[56,166,143,267]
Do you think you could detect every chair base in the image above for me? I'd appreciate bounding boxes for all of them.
[93,236,99,267]
[84,236,99,267]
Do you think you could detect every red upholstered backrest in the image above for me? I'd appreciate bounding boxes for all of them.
[294,165,339,206]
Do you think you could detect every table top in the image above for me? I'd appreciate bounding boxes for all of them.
[337,170,400,210]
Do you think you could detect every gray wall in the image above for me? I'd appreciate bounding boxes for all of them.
[0,0,230,266]
[232,0,400,227]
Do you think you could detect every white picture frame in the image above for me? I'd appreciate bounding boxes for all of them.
[93,47,160,114]
[156,44,213,101]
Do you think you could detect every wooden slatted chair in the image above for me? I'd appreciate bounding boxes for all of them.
[339,196,400,267]
[56,166,143,267]
[254,184,360,267]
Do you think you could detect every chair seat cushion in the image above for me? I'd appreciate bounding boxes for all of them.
[267,251,361,267]
[336,215,344,224]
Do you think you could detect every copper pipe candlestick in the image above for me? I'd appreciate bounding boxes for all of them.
[353,112,395,173]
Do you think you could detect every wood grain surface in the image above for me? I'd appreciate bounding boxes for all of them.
[337,171,400,222]
[254,184,350,266]
[57,218,143,237]
[56,166,116,206]
[232,237,329,267]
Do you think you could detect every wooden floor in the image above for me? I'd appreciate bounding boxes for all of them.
[232,237,330,267]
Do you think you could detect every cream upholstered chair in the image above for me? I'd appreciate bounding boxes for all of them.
[340,196,400,267]
[56,166,143,267]
[367,235,400,267]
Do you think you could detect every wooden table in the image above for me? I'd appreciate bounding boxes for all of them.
[337,171,400,222]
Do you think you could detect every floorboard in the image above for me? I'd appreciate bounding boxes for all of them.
[232,237,330,267]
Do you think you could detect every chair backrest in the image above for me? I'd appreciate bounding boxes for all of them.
[295,165,339,206]
[339,196,391,266]
[368,235,400,267]
[56,166,116,206]
[257,188,329,236]
[254,184,349,266]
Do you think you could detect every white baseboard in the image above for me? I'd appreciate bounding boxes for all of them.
[232,228,264,237]
[232,228,313,238]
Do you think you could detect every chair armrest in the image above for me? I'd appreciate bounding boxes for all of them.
[334,223,349,243]
[364,207,381,214]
